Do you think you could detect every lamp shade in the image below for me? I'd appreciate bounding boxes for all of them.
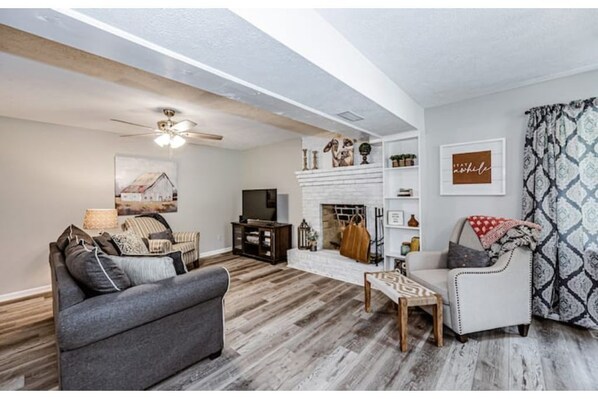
[83,209,118,230]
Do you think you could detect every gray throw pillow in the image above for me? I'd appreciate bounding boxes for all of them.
[447,241,491,269]
[108,255,176,286]
[149,230,176,244]
[111,232,150,255]
[93,232,121,256]
[57,224,95,252]
[126,251,187,275]
[64,239,131,294]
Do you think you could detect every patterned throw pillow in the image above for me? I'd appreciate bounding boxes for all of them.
[111,232,150,255]
[447,241,491,269]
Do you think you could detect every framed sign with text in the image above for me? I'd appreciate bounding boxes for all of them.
[440,138,505,196]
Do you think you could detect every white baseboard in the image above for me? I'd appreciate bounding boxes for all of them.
[200,247,232,258]
[0,285,52,304]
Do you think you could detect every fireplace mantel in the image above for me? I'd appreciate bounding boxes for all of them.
[295,164,382,187]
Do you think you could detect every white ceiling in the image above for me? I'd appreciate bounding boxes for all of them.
[318,8,598,107]
[75,8,414,134]
[1,7,597,148]
[0,52,303,150]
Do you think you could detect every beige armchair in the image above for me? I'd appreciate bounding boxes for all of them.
[406,218,532,342]
[123,217,200,269]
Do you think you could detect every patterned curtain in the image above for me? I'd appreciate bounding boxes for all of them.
[522,97,598,329]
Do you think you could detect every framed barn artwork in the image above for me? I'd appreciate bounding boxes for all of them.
[440,138,505,196]
[114,155,178,216]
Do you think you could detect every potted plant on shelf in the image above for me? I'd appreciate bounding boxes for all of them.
[307,228,319,251]
[398,154,406,167]
[411,154,417,166]
[404,154,414,166]
[390,155,400,168]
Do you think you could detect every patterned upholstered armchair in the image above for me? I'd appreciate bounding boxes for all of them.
[123,217,200,269]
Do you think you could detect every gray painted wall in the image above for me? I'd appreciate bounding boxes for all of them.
[0,116,241,296]
[241,138,303,246]
[423,69,598,250]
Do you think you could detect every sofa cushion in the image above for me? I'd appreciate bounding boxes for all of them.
[409,269,449,304]
[111,231,150,255]
[447,241,491,269]
[109,255,177,286]
[149,230,176,244]
[93,232,121,256]
[57,266,230,350]
[56,225,95,252]
[64,239,131,295]
[173,242,195,254]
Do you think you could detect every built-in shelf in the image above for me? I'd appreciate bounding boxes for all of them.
[385,225,420,230]
[383,131,422,271]
[384,196,420,200]
[384,165,419,171]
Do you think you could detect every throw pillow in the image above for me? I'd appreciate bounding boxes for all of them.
[447,241,491,269]
[149,230,176,244]
[57,225,95,252]
[93,232,121,256]
[126,251,187,275]
[111,232,150,255]
[108,255,176,286]
[64,239,131,294]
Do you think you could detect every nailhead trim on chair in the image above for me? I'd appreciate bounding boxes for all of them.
[452,251,515,335]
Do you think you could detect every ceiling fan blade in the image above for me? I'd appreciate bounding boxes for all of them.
[119,133,158,138]
[183,131,223,141]
[172,120,197,132]
[110,119,155,130]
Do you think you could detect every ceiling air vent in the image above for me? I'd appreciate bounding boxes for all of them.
[337,111,364,122]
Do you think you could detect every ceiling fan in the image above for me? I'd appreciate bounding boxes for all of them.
[111,108,223,149]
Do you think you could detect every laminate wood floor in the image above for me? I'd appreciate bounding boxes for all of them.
[1,254,597,390]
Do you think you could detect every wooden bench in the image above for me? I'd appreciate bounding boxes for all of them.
[364,271,443,352]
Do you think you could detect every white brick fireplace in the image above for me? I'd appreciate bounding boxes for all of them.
[287,164,384,285]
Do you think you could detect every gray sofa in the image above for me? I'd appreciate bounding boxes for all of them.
[49,242,230,390]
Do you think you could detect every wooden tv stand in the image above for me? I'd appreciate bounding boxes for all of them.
[231,221,292,265]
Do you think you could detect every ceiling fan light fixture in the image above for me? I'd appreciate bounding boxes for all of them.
[170,135,186,149]
[154,133,170,147]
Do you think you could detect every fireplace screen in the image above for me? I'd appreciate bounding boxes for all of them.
[321,204,366,250]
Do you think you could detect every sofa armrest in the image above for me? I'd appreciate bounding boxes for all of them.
[173,231,200,255]
[148,239,172,253]
[447,247,532,334]
[406,250,448,275]
[57,266,230,351]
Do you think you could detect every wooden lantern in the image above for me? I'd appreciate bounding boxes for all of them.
[298,219,311,250]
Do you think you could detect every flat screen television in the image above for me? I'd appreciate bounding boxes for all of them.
[242,189,277,222]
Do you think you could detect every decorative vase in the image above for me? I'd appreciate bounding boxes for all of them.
[410,236,420,252]
[401,242,411,256]
[310,242,317,251]
[407,214,419,227]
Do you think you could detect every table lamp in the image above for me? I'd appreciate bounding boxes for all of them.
[83,209,118,235]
